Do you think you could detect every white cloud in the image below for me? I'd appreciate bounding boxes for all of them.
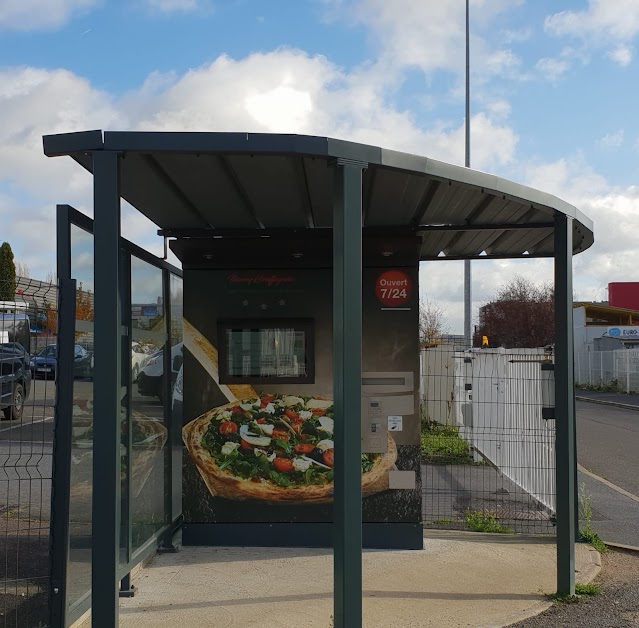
[525,157,639,303]
[545,0,639,66]
[0,0,97,31]
[0,51,517,281]
[607,45,633,67]
[598,130,624,150]
[535,57,570,81]
[345,0,523,82]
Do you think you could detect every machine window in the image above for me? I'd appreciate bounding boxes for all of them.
[218,319,314,384]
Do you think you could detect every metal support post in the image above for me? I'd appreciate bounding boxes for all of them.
[92,150,123,627]
[332,158,366,628]
[49,277,76,628]
[554,213,576,596]
[119,573,135,598]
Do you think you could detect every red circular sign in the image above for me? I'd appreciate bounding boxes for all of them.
[375,270,412,307]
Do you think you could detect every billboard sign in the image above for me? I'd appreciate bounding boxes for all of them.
[607,326,639,340]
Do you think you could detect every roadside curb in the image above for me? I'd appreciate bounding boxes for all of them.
[575,395,639,412]
[498,543,601,627]
[604,541,639,553]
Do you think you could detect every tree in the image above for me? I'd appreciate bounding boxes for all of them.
[474,274,554,348]
[420,299,450,348]
[15,261,30,278]
[75,282,94,340]
[0,242,17,301]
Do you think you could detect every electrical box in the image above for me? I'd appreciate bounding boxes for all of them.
[361,371,415,453]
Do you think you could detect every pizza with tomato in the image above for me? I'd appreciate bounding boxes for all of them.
[182,393,397,503]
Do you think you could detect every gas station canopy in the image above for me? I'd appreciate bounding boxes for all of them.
[43,130,594,259]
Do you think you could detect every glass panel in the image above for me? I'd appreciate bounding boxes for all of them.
[223,324,309,380]
[67,224,94,614]
[130,257,168,551]
[169,274,183,518]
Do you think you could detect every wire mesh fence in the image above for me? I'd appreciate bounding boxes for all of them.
[1,278,58,628]
[575,349,639,394]
[420,346,556,535]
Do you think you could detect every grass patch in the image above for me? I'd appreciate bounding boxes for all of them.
[547,582,602,604]
[421,422,474,464]
[579,526,608,553]
[576,582,602,596]
[576,380,626,393]
[432,518,454,525]
[579,482,608,553]
[464,510,514,534]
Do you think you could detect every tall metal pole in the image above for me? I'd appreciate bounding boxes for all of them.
[554,213,576,596]
[332,157,365,628]
[92,150,123,627]
[464,0,472,347]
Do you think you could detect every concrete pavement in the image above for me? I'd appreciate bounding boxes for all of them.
[75,532,600,628]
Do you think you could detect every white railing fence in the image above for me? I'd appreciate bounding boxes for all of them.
[575,349,639,394]
[421,347,556,514]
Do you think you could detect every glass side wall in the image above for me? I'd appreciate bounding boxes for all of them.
[62,214,182,622]
[130,256,170,552]
[66,224,95,617]
[169,275,184,519]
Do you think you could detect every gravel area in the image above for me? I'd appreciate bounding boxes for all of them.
[509,548,639,627]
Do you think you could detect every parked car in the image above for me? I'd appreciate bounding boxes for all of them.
[0,342,32,420]
[131,341,150,382]
[137,343,183,402]
[30,344,94,380]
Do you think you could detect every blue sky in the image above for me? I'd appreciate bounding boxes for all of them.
[1,0,639,330]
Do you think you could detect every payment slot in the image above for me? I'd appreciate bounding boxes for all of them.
[361,371,415,453]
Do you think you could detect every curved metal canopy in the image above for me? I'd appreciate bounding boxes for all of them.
[43,130,594,259]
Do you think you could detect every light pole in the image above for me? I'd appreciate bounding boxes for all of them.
[463,0,472,347]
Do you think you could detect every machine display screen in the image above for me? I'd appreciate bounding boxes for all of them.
[218,318,314,384]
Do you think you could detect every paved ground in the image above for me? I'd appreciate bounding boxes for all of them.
[509,547,639,627]
[576,399,639,547]
[77,532,599,628]
[576,400,639,497]
[423,464,554,535]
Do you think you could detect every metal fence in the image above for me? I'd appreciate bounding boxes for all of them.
[420,346,556,535]
[575,349,639,394]
[1,279,57,628]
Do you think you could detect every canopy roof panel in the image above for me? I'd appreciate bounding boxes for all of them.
[43,130,594,259]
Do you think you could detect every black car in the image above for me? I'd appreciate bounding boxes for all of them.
[0,342,32,420]
[30,344,94,380]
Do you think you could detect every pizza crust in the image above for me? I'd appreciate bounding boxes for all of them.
[183,400,397,504]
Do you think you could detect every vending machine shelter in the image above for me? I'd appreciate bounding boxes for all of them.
[43,129,594,626]
[172,234,424,548]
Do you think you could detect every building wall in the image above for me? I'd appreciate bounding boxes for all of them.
[609,282,639,310]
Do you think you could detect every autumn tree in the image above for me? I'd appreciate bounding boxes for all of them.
[474,275,554,348]
[75,282,94,340]
[0,242,17,301]
[420,299,450,348]
[42,300,58,335]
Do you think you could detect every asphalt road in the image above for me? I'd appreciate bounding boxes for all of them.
[576,400,639,547]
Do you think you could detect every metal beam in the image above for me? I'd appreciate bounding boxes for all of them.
[419,222,554,232]
[421,252,554,261]
[216,155,265,229]
[554,212,576,596]
[92,150,123,627]
[291,156,316,228]
[332,157,366,628]
[143,154,210,228]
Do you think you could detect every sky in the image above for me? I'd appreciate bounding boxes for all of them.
[1,0,639,331]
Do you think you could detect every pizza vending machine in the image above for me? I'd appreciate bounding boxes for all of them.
[171,234,423,549]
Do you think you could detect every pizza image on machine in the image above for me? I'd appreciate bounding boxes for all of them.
[183,393,397,503]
